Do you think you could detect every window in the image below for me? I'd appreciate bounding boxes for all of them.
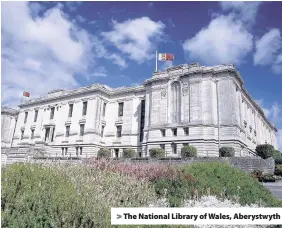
[102,102,107,117]
[160,144,165,150]
[62,147,64,156]
[171,81,181,123]
[115,149,119,158]
[34,110,38,122]
[24,112,28,123]
[101,125,105,137]
[76,147,79,156]
[31,129,34,139]
[117,125,122,137]
[51,127,55,142]
[118,102,124,117]
[80,124,85,136]
[44,128,50,142]
[21,130,24,140]
[65,126,70,137]
[172,143,177,154]
[139,100,145,142]
[82,101,87,116]
[61,147,68,156]
[65,147,68,155]
[80,147,83,155]
[172,128,177,136]
[68,104,73,117]
[50,107,55,119]
[184,127,189,136]
[161,129,166,137]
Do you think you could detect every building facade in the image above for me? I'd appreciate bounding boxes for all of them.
[2,63,278,158]
[1,107,18,149]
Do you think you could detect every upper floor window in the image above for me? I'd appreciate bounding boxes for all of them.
[102,102,107,117]
[184,127,189,136]
[50,107,55,119]
[80,124,85,136]
[161,129,166,137]
[65,126,70,137]
[24,112,28,123]
[82,101,87,116]
[171,81,181,123]
[117,125,122,137]
[172,128,177,136]
[118,102,124,117]
[34,110,38,122]
[68,104,73,117]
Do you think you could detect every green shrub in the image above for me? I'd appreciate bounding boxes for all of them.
[97,148,111,158]
[1,163,93,227]
[219,147,235,157]
[1,163,158,228]
[149,148,165,158]
[255,144,275,159]
[123,148,136,158]
[273,150,282,164]
[275,164,282,176]
[181,145,197,158]
[182,162,282,207]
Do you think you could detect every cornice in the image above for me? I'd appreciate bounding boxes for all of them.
[1,106,19,116]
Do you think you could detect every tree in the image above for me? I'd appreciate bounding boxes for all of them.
[255,144,275,159]
[149,148,165,158]
[181,145,197,158]
[219,147,235,157]
[97,148,111,158]
[122,149,136,158]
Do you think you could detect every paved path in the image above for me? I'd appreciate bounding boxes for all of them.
[263,180,282,201]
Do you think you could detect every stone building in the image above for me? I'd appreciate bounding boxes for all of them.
[1,63,278,158]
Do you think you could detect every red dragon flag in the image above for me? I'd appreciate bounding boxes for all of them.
[23,91,30,97]
[158,53,174,61]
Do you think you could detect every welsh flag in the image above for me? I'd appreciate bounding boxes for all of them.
[158,53,174,61]
[23,91,30,97]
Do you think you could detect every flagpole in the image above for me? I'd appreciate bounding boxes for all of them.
[155,50,158,72]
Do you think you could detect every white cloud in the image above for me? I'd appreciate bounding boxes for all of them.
[183,15,253,65]
[102,17,165,63]
[220,2,261,26]
[160,61,173,71]
[254,29,282,67]
[76,14,87,23]
[92,67,107,77]
[65,2,82,12]
[1,2,93,107]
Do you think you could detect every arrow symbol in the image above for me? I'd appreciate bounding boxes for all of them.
[117,214,122,219]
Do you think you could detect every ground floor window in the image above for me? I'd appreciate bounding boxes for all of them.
[172,143,177,154]
[115,149,119,158]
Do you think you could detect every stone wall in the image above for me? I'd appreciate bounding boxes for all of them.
[121,157,275,174]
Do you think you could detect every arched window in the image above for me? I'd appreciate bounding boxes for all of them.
[171,81,181,123]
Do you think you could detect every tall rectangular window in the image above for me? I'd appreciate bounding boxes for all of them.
[172,128,177,136]
[31,129,34,139]
[161,129,166,137]
[118,102,124,117]
[172,143,177,154]
[68,104,73,117]
[51,127,55,142]
[44,128,50,142]
[80,147,83,155]
[139,100,145,142]
[184,127,189,136]
[80,124,85,136]
[160,144,165,150]
[34,110,38,122]
[65,126,70,137]
[101,125,105,137]
[82,101,87,116]
[50,107,55,119]
[102,102,107,117]
[21,130,24,140]
[24,112,28,123]
[117,125,122,137]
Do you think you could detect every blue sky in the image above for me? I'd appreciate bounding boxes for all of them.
[1,1,282,149]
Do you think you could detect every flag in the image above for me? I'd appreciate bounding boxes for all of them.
[158,53,174,61]
[23,91,30,97]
